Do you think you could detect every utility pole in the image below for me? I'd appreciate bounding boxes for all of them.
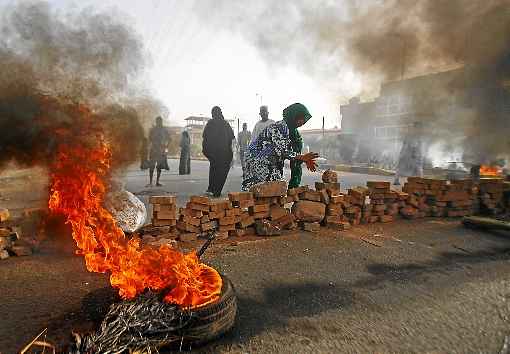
[322,116,325,158]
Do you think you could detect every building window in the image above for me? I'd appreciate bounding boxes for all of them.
[377,95,413,117]
[374,125,410,139]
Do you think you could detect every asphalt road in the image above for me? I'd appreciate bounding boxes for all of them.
[1,161,510,353]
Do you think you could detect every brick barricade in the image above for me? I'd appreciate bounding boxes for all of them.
[144,171,510,242]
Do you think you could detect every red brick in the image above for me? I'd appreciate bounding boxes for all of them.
[379,215,394,223]
[299,191,322,202]
[367,181,390,189]
[269,206,288,221]
[315,182,340,191]
[291,201,325,223]
[252,211,270,219]
[149,195,176,205]
[181,208,203,218]
[301,222,320,232]
[208,210,225,219]
[319,189,330,204]
[176,221,200,233]
[219,224,235,232]
[179,233,198,242]
[225,209,237,217]
[154,210,177,220]
[287,185,309,196]
[186,202,210,212]
[274,213,295,229]
[190,195,210,205]
[152,218,177,227]
[329,195,345,204]
[255,197,272,205]
[237,215,255,228]
[250,181,287,197]
[324,215,343,224]
[209,200,231,212]
[219,216,236,225]
[229,229,245,237]
[327,204,343,216]
[215,231,230,240]
[228,191,254,201]
[373,204,386,212]
[234,199,255,209]
[250,204,270,213]
[153,204,176,212]
[369,216,379,223]
[183,216,201,227]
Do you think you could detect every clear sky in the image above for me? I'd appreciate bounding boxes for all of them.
[2,0,362,130]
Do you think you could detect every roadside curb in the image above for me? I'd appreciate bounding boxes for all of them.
[334,164,395,176]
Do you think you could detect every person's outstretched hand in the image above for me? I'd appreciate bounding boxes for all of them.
[297,152,319,172]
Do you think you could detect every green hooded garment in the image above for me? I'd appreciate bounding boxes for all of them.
[282,103,312,189]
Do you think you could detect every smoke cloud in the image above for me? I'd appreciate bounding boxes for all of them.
[0,1,161,169]
[195,0,510,164]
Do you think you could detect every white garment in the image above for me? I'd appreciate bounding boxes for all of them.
[251,119,275,144]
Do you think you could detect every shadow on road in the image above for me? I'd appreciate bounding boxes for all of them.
[361,246,510,289]
[220,282,355,346]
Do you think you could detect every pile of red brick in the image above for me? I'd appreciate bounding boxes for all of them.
[401,177,477,218]
[365,181,404,223]
[150,195,178,228]
[0,208,41,260]
[143,171,510,243]
[478,178,505,215]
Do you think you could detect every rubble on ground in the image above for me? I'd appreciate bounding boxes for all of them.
[0,207,44,260]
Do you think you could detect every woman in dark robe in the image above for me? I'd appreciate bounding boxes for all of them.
[179,131,191,175]
[242,103,318,191]
[202,106,235,197]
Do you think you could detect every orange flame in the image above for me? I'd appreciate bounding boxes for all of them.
[479,165,502,177]
[48,139,222,307]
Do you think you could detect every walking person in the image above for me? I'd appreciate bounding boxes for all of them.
[147,116,170,187]
[238,123,251,176]
[202,106,235,197]
[179,130,191,175]
[250,105,274,143]
[394,122,424,185]
[242,103,319,191]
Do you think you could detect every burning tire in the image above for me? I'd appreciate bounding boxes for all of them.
[177,274,237,347]
[71,275,237,353]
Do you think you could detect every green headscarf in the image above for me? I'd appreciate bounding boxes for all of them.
[282,103,312,188]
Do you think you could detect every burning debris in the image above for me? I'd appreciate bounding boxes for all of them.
[68,273,237,353]
[48,139,222,307]
[69,292,193,353]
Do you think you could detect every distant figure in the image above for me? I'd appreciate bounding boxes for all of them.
[250,105,274,144]
[147,116,170,187]
[179,131,191,175]
[242,103,319,191]
[238,123,252,176]
[202,106,235,197]
[394,122,424,185]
